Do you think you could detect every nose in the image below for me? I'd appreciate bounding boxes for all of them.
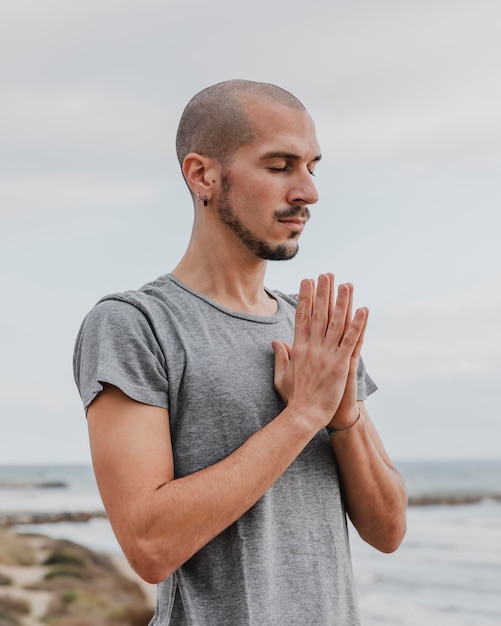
[287,168,319,206]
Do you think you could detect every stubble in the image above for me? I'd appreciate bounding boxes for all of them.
[216,173,310,261]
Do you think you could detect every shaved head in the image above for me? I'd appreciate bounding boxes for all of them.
[176,79,306,170]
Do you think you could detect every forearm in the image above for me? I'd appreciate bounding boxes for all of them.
[330,408,407,553]
[124,406,318,583]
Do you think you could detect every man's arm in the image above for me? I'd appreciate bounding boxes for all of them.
[87,275,367,584]
[326,282,406,552]
[273,276,407,553]
[88,385,324,583]
[329,401,407,553]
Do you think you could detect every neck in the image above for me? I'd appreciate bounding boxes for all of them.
[171,227,277,316]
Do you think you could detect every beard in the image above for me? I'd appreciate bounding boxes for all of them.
[216,173,310,261]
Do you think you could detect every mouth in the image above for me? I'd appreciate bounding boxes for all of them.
[275,206,310,232]
[277,218,306,231]
[277,219,306,240]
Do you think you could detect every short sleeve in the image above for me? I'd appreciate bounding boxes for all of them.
[356,356,377,401]
[73,299,169,411]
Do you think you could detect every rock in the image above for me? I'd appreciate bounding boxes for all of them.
[0,511,108,529]
[0,530,154,626]
[408,493,501,506]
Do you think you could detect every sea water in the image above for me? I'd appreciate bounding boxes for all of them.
[2,461,501,625]
[350,502,501,625]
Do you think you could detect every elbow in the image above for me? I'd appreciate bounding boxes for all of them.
[122,536,179,584]
[132,560,172,586]
[376,527,406,554]
[358,507,407,554]
[373,513,407,554]
[113,509,204,584]
[374,486,408,554]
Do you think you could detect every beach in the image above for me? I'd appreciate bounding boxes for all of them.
[1,461,501,625]
[0,527,155,626]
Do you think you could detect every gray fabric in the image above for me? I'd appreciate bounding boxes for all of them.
[74,273,377,626]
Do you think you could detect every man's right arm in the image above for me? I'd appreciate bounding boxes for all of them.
[88,384,322,584]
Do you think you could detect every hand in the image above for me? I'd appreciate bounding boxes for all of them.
[326,282,368,430]
[272,274,368,429]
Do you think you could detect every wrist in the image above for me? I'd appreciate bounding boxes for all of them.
[326,406,361,436]
[280,404,326,440]
[286,395,339,432]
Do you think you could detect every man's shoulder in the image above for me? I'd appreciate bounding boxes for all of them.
[94,273,175,313]
[77,274,177,336]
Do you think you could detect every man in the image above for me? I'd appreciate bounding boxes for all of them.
[74,79,406,625]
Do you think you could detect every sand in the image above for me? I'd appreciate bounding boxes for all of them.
[0,528,155,626]
[110,552,158,609]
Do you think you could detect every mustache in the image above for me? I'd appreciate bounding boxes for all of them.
[274,205,311,221]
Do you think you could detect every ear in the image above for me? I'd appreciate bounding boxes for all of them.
[183,153,220,202]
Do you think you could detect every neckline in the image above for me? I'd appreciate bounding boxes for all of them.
[166,274,283,324]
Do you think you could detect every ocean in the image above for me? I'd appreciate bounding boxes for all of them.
[1,461,501,625]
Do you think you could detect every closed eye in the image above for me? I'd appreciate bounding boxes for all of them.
[268,165,316,177]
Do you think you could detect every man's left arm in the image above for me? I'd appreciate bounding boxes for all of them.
[273,277,407,553]
[328,399,407,553]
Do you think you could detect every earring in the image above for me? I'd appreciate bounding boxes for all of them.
[196,192,201,201]
[203,195,208,207]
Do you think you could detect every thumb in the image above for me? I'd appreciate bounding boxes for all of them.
[271,340,290,375]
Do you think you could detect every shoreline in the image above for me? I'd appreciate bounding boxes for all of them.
[2,493,501,530]
[0,511,108,528]
[2,502,501,625]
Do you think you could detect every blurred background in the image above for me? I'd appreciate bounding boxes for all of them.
[1,0,500,464]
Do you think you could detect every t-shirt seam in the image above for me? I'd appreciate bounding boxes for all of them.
[162,274,288,325]
[83,374,168,411]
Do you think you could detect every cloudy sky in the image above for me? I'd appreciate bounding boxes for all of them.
[1,0,500,464]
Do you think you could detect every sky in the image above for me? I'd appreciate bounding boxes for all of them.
[1,0,500,464]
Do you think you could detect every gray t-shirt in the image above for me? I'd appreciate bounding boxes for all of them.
[74,273,377,626]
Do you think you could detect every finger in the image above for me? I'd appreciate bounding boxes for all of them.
[351,307,369,362]
[294,278,314,345]
[271,340,291,376]
[325,283,351,346]
[338,307,368,356]
[282,342,293,359]
[327,273,335,323]
[311,274,331,342]
[343,283,353,336]
[271,340,291,401]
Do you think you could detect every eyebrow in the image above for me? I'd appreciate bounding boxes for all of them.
[260,151,322,164]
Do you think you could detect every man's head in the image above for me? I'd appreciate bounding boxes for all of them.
[176,79,306,170]
[177,80,320,262]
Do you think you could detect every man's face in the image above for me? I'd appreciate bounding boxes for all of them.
[215,98,321,261]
